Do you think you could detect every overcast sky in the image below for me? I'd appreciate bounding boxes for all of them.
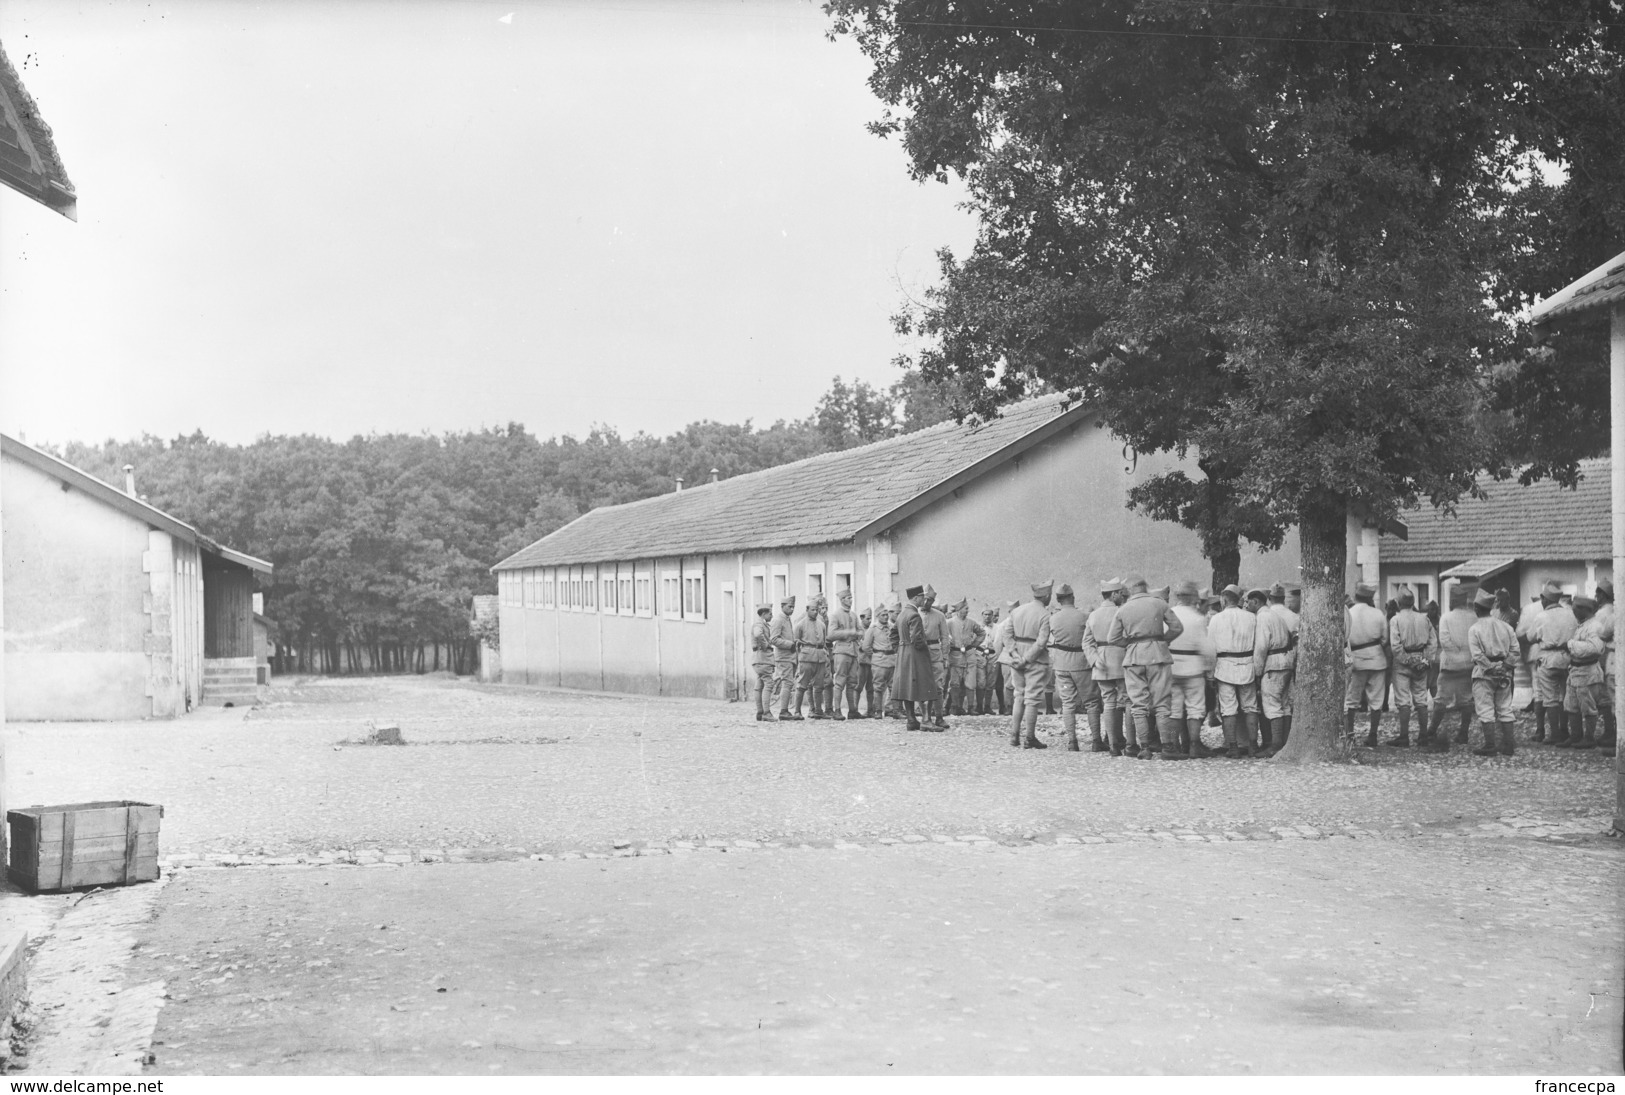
[0,0,976,447]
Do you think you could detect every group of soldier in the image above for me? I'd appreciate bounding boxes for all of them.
[747,569,1620,759]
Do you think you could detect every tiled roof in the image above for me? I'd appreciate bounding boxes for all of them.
[1529,249,1625,324]
[1381,460,1610,564]
[494,394,1090,569]
[0,40,76,220]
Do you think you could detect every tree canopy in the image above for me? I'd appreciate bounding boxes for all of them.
[825,0,1625,758]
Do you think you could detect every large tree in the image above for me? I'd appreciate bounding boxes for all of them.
[826,0,1624,760]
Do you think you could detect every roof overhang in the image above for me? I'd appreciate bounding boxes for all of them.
[1528,249,1625,330]
[0,42,77,220]
[1440,555,1517,582]
[852,399,1095,541]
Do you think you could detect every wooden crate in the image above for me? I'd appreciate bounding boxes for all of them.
[6,800,162,893]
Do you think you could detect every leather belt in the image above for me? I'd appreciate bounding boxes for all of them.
[1049,643,1083,652]
[1349,638,1382,651]
[1169,647,1200,656]
[1267,645,1292,657]
[1402,642,1429,653]
[1217,650,1253,659]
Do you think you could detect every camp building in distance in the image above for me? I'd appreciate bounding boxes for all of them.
[492,395,1301,700]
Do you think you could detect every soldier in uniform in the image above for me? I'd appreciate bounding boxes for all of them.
[856,608,874,716]
[978,609,999,714]
[749,604,775,721]
[1045,583,1094,751]
[1532,579,1578,746]
[1168,580,1214,758]
[892,585,937,732]
[1345,582,1390,746]
[918,587,951,728]
[863,603,898,719]
[1256,583,1298,755]
[1596,579,1617,748]
[1008,580,1054,749]
[1422,586,1477,753]
[1087,579,1130,754]
[1385,590,1437,747]
[945,599,984,716]
[994,601,1020,715]
[1469,587,1520,756]
[1107,575,1184,760]
[1209,585,1266,758]
[770,595,800,721]
[793,596,830,719]
[1560,595,1607,750]
[827,588,863,721]
[1269,584,1301,744]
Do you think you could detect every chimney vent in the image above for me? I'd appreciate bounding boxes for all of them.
[675,476,684,492]
[710,467,719,483]
[123,464,136,497]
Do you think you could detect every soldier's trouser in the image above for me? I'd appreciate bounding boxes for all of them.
[1169,674,1206,721]
[832,653,857,714]
[773,660,796,713]
[1392,664,1429,709]
[1006,664,1028,739]
[1260,670,1293,720]
[1564,676,1606,721]
[1345,668,1386,711]
[1216,680,1259,717]
[1431,669,1473,712]
[1536,666,1569,709]
[752,662,773,713]
[856,662,873,712]
[796,660,825,711]
[1473,678,1515,724]
[1122,663,1172,724]
[871,664,895,715]
[947,662,969,712]
[1093,676,1126,713]
[930,654,949,715]
[1054,668,1092,744]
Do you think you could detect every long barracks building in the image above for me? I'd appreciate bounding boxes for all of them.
[492,395,1302,700]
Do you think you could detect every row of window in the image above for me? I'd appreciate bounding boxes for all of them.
[748,561,855,615]
[498,560,705,621]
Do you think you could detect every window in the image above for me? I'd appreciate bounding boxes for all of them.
[751,566,766,611]
[833,562,855,600]
[634,569,653,617]
[771,565,789,603]
[584,567,597,611]
[602,574,616,614]
[523,570,536,607]
[1386,576,1437,609]
[661,570,682,619]
[806,562,825,600]
[543,569,555,609]
[619,566,634,616]
[683,572,705,619]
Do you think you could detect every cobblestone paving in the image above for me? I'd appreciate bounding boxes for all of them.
[130,837,1621,1075]
[3,677,1615,869]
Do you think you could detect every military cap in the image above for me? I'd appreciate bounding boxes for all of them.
[1220,583,1243,601]
[904,584,924,598]
[1269,583,1287,600]
[756,604,772,617]
[1100,577,1127,594]
[1031,579,1054,597]
[1245,588,1268,602]
[1473,587,1497,610]
[1174,579,1199,598]
[1396,588,1416,605]
[950,598,968,612]
[1055,582,1075,598]
[1598,578,1615,601]
[923,583,937,598]
[1354,582,1377,598]
[1125,574,1149,592]
[1006,598,1020,610]
[1542,579,1564,597]
[1447,585,1471,608]
[780,594,797,607]
[1152,585,1170,602]
[1574,594,1598,611]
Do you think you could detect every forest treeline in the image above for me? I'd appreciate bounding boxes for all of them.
[48,375,955,675]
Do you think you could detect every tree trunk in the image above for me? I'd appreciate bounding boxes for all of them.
[1275,491,1353,764]
[1209,532,1241,592]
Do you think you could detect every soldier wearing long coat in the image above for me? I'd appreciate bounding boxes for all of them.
[892,585,938,730]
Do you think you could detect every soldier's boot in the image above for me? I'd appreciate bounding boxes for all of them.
[932,698,951,729]
[1419,706,1442,746]
[1105,709,1125,756]
[1158,717,1187,759]
[1421,708,1449,752]
[777,683,798,721]
[1343,710,1359,748]
[1008,696,1026,747]
[1600,708,1618,749]
[1386,706,1412,747]
[1122,711,1142,758]
[1044,692,1056,716]
[1243,713,1264,757]
[1364,711,1381,748]
[904,701,922,732]
[1145,718,1163,754]
[1548,706,1570,746]
[1186,717,1213,758]
[1472,722,1501,757]
[1266,717,1290,757]
[1533,704,1547,742]
[1086,710,1107,751]
[791,689,807,720]
[1060,707,1081,751]
[1221,716,1241,758]
[1280,715,1292,746]
[1021,706,1046,749]
[1572,715,1597,749]
[1132,714,1155,759]
[1498,720,1518,756]
[1455,710,1472,744]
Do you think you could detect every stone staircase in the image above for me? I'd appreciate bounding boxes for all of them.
[201,658,258,707]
